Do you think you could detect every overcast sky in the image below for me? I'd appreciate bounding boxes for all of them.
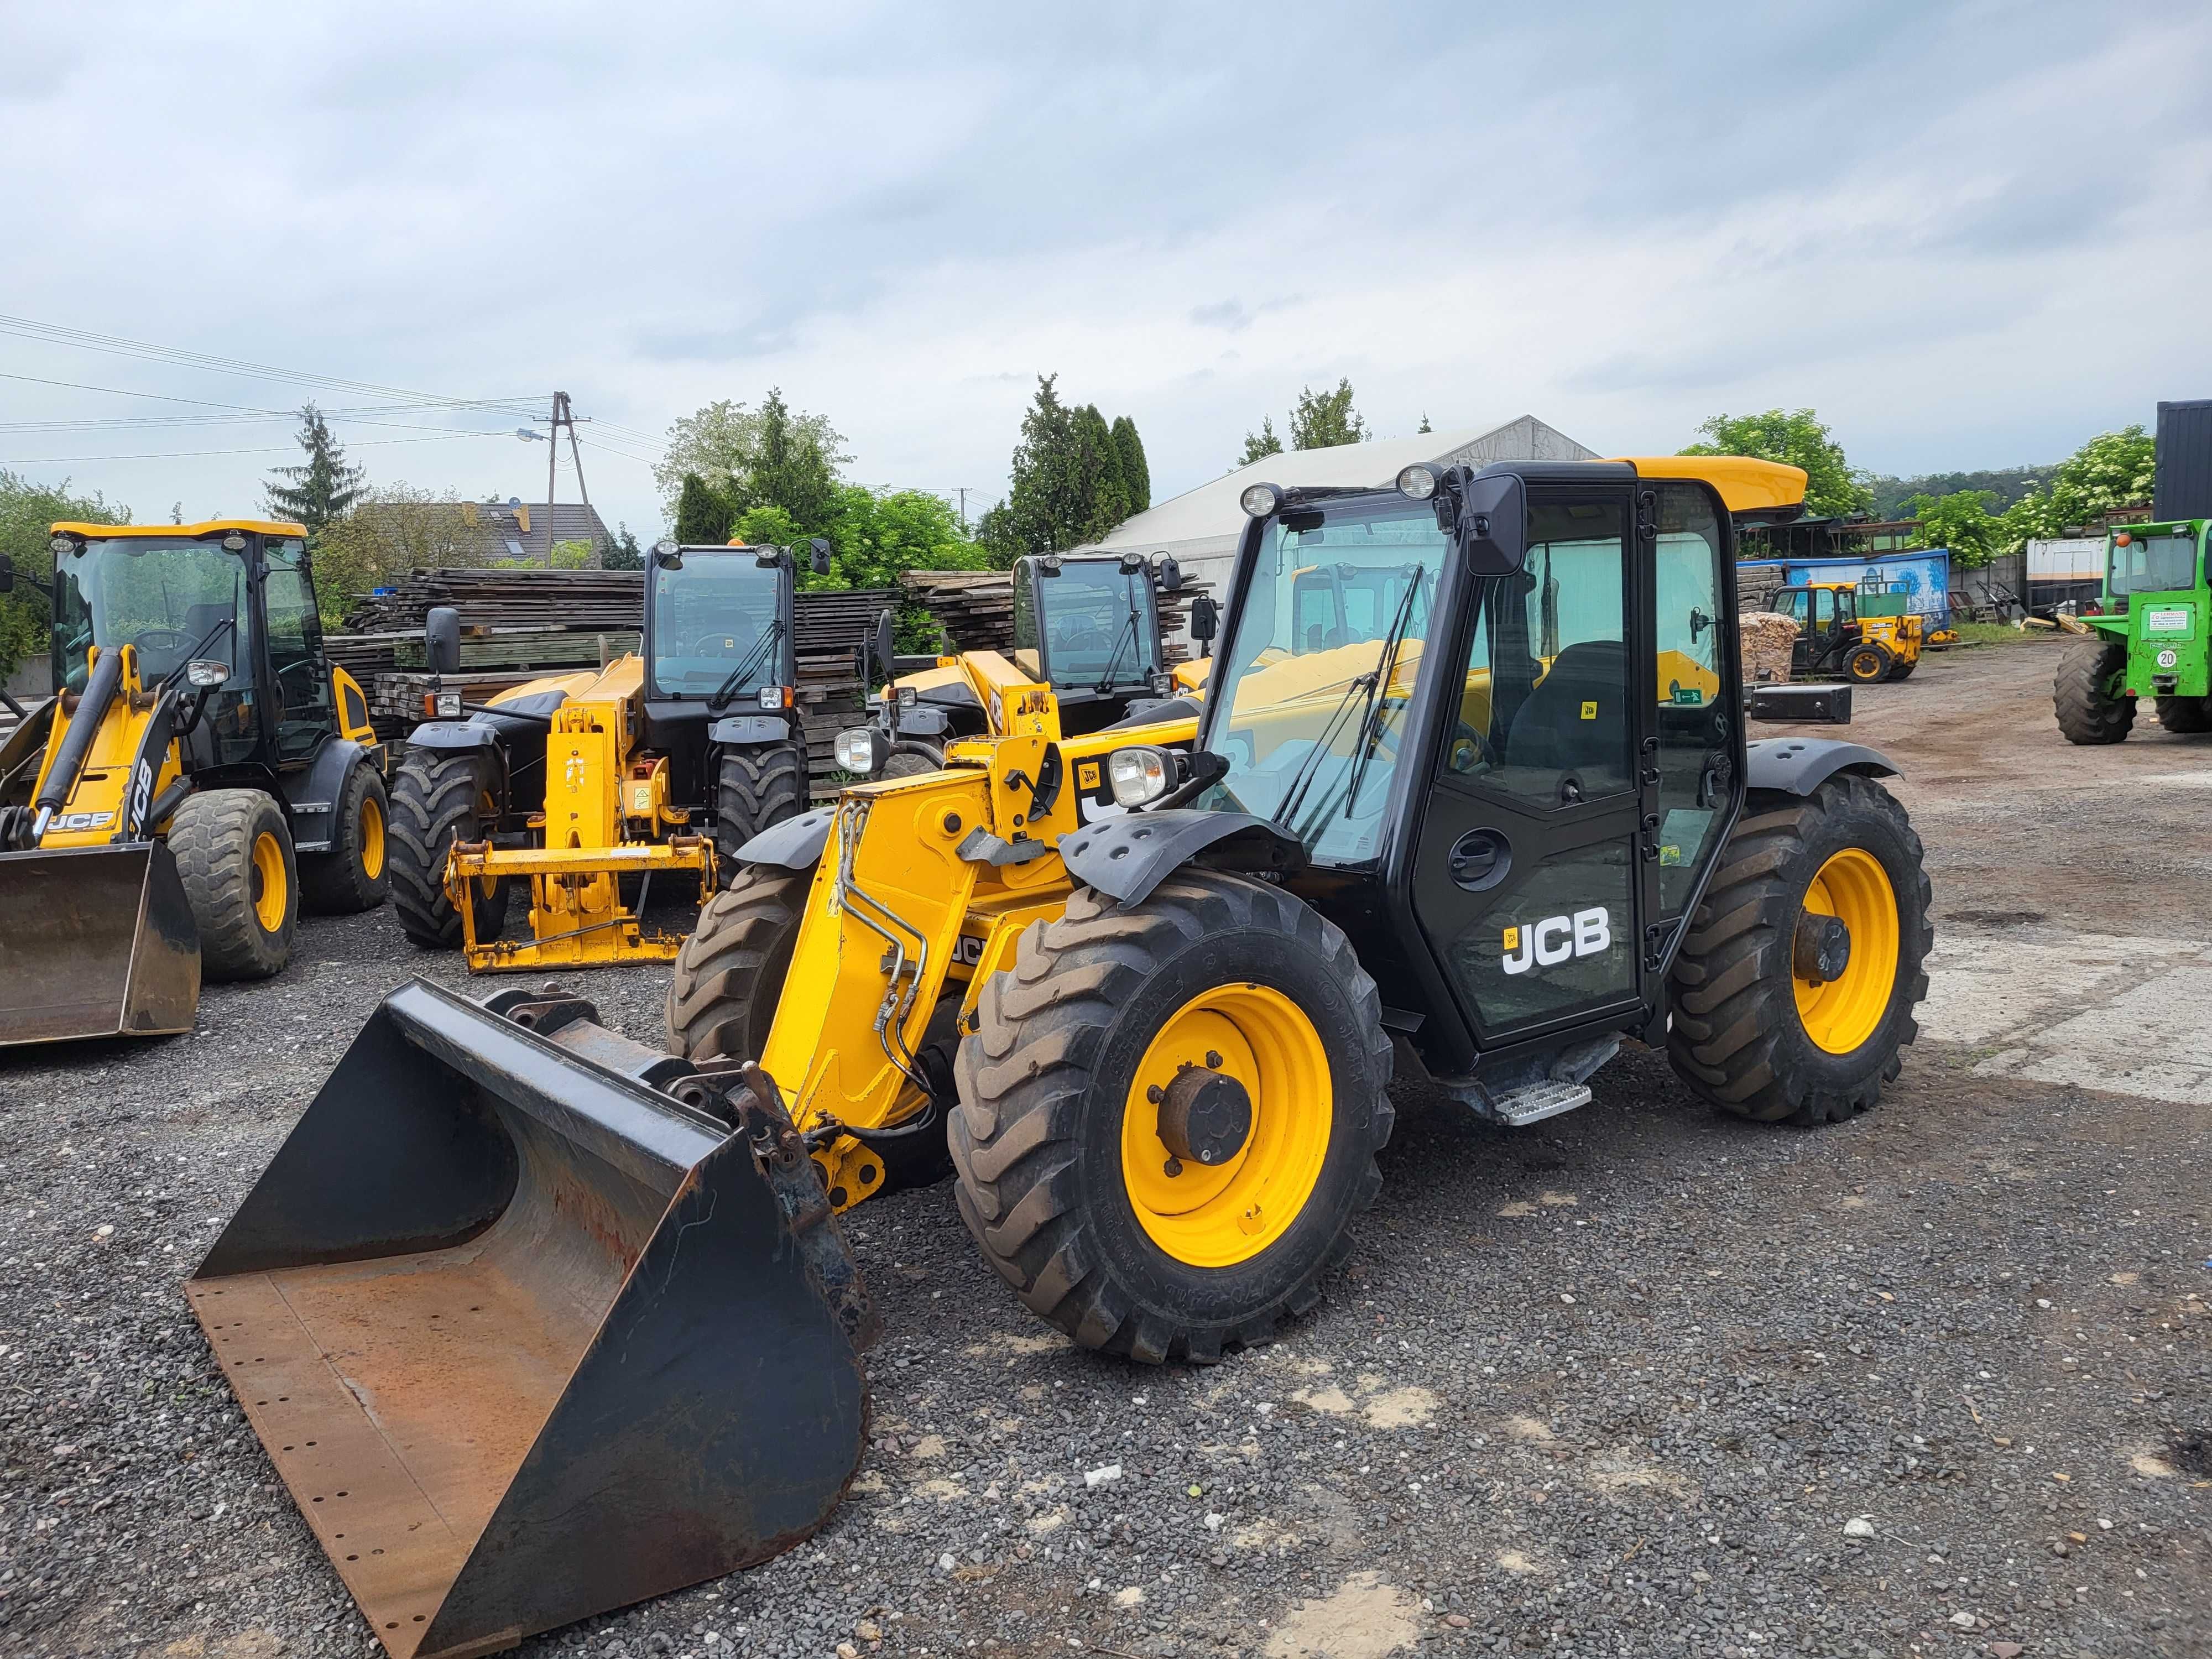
[4,1,2208,541]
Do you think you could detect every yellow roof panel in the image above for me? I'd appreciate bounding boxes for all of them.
[49,518,308,539]
[1608,456,1807,517]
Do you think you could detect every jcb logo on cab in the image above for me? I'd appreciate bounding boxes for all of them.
[1501,908,1611,975]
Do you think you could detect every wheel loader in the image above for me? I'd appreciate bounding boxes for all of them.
[387,535,831,969]
[1767,581,1918,684]
[841,551,1208,780]
[191,452,1932,1658]
[2053,522,2210,743]
[0,520,388,1046]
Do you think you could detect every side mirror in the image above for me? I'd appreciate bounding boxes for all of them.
[808,536,833,576]
[424,605,462,677]
[1451,472,1527,576]
[873,609,896,682]
[0,554,13,594]
[1190,594,1219,644]
[1154,554,1182,594]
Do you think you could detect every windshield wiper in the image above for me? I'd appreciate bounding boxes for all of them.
[705,619,785,711]
[1339,568,1426,816]
[1092,596,1144,694]
[1269,667,1380,838]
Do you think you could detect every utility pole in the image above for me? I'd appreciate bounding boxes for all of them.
[538,392,599,566]
[958,487,967,535]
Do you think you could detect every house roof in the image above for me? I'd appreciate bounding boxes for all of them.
[353,498,612,564]
[1089,416,1599,557]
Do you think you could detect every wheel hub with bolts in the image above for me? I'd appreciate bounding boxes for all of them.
[1151,1051,1253,1175]
[1792,912,1852,985]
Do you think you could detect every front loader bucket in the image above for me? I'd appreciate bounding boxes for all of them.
[186,980,875,1659]
[0,842,199,1047]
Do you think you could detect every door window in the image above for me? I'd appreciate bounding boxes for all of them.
[1650,487,1729,915]
[1441,502,1631,807]
[263,540,334,761]
[1011,561,1041,678]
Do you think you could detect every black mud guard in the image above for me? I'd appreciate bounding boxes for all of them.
[1102,694,1204,731]
[408,718,504,753]
[895,704,951,737]
[283,736,374,854]
[1059,808,1307,906]
[738,805,834,870]
[1744,736,1900,796]
[708,714,788,747]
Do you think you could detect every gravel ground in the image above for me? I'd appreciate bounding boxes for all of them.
[2,638,2207,1659]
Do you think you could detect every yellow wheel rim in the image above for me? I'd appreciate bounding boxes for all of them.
[1793,848,1899,1055]
[1120,984,1331,1269]
[251,830,288,934]
[359,792,386,880]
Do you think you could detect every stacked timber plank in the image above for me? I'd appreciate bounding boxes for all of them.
[342,568,644,635]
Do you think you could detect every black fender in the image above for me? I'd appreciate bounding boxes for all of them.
[1058,808,1306,906]
[408,719,504,754]
[1744,737,1899,796]
[736,806,834,871]
[894,705,951,738]
[281,737,374,854]
[708,714,790,747]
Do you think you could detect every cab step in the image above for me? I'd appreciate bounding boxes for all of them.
[1485,1079,1592,1126]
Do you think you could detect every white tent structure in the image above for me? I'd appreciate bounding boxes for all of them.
[1089,415,1599,638]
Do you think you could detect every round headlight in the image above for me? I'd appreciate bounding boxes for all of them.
[1397,464,1438,500]
[834,728,879,774]
[1107,746,1172,807]
[1239,483,1282,519]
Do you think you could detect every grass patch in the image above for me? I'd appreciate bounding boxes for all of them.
[1944,620,2043,648]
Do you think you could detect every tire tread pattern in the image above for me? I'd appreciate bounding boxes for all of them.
[715,744,806,868]
[300,762,390,915]
[388,751,499,949]
[168,788,295,981]
[665,862,812,1059]
[947,873,1394,1364]
[2054,637,2134,745]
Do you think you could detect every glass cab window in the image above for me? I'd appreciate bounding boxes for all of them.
[649,557,782,700]
[51,534,264,763]
[1199,498,1447,865]
[1031,561,1159,690]
[264,539,335,762]
[2109,531,2199,595]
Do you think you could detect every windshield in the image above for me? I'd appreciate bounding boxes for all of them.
[649,558,783,698]
[51,536,253,694]
[1196,496,1448,864]
[1018,562,1159,688]
[2109,530,2199,596]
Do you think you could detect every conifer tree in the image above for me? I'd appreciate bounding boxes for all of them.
[264,405,365,533]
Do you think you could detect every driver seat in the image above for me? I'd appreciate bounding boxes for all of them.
[1503,640,1630,789]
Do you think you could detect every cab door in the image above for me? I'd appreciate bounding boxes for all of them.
[1408,485,1649,1048]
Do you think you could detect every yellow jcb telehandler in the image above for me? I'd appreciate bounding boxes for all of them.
[385,536,831,970]
[191,455,1933,1657]
[841,551,1209,780]
[0,520,388,1045]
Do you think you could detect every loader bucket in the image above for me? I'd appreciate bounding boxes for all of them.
[0,841,199,1047]
[186,980,875,1659]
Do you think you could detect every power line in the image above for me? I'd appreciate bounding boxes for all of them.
[0,430,515,465]
[0,313,546,421]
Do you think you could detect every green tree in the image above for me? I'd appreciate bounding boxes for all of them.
[751,387,839,532]
[674,472,735,545]
[0,472,129,680]
[308,483,478,621]
[264,404,366,534]
[1238,415,1284,467]
[653,397,851,515]
[1110,415,1151,513]
[1417,412,1433,435]
[2002,425,2157,547]
[1902,490,2000,567]
[1074,403,1131,542]
[1289,379,1368,450]
[1681,409,1871,519]
[603,523,645,570]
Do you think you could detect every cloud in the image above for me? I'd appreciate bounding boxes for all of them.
[0,0,2207,533]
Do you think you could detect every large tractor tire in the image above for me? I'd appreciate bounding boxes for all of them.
[169,789,298,981]
[949,873,1394,1364]
[300,761,390,914]
[666,863,812,1060]
[881,739,945,779]
[1667,774,1932,1126]
[715,743,807,865]
[2154,695,2212,734]
[389,750,508,950]
[1844,640,1893,685]
[1885,657,1917,682]
[2054,637,2135,745]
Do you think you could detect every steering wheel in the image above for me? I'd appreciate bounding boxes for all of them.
[1055,623,1109,655]
[129,628,193,671]
[1446,720,1495,774]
